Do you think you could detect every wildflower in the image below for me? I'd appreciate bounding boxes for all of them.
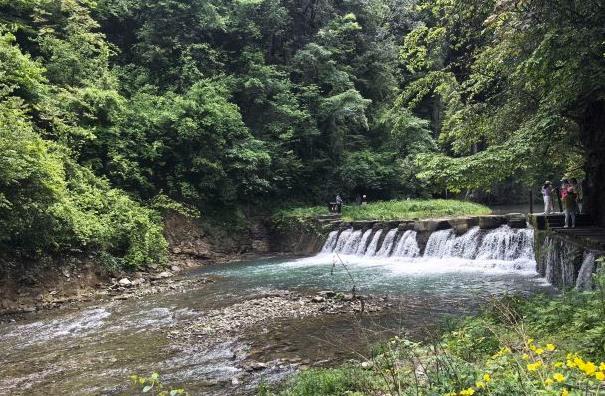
[600,362,605,371]
[561,389,569,396]
[527,361,543,371]
[483,373,491,382]
[595,371,605,381]
[552,373,565,382]
[528,338,535,344]
[475,381,485,389]
[545,378,554,386]
[535,348,545,355]
[566,359,576,368]
[554,362,564,368]
[583,361,597,376]
[459,388,475,396]
[522,354,530,360]
[546,343,556,351]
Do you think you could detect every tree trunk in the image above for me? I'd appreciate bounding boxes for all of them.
[579,99,605,227]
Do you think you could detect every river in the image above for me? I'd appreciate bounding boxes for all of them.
[0,226,554,395]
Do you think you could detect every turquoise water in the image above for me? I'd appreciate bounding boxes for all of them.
[0,253,553,395]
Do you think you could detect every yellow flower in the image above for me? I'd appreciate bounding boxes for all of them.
[545,378,554,386]
[483,373,491,382]
[475,381,485,389]
[527,361,543,371]
[595,371,605,381]
[552,373,565,382]
[528,338,535,344]
[546,343,556,351]
[599,362,605,371]
[561,389,569,396]
[530,344,537,352]
[535,348,545,355]
[554,362,564,368]
[566,359,576,368]
[522,354,530,360]
[583,361,597,376]
[459,388,475,396]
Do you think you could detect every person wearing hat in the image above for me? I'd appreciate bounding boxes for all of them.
[563,186,578,228]
[541,181,554,215]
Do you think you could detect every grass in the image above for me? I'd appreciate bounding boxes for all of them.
[274,199,491,223]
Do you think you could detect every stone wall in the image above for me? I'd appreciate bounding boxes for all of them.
[534,229,603,290]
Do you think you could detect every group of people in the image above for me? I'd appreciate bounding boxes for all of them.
[541,178,583,228]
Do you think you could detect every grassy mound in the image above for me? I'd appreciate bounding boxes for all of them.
[274,199,491,224]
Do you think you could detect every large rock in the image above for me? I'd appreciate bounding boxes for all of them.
[118,278,132,287]
[478,215,506,229]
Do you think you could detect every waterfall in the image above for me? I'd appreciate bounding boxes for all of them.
[333,228,353,253]
[321,231,339,253]
[576,253,596,290]
[392,230,420,258]
[376,229,398,257]
[341,230,363,255]
[476,226,534,261]
[364,230,383,256]
[355,229,373,255]
[424,229,456,258]
[320,225,537,272]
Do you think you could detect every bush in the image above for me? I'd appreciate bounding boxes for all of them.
[0,97,167,268]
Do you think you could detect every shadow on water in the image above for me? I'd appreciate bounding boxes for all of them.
[0,254,554,395]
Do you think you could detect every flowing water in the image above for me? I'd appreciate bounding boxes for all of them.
[0,225,553,395]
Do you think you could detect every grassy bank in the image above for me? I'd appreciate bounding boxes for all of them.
[273,199,491,225]
[262,267,605,396]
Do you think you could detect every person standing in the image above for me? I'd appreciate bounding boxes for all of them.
[541,181,554,214]
[563,187,578,228]
[335,194,343,213]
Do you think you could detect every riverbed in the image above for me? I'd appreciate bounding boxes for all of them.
[0,253,553,395]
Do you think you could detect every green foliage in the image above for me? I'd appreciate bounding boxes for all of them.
[398,0,605,192]
[129,372,187,396]
[273,199,490,225]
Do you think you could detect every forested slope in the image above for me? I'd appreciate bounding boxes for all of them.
[1,0,603,268]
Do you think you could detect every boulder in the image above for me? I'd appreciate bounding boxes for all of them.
[152,271,174,280]
[118,278,132,287]
[311,296,325,303]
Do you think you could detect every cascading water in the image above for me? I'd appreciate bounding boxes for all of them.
[320,224,538,273]
[332,228,353,253]
[423,229,456,258]
[355,229,373,255]
[392,230,420,257]
[321,231,339,253]
[576,252,596,290]
[341,230,363,255]
[364,230,383,256]
[376,229,398,257]
[476,226,534,261]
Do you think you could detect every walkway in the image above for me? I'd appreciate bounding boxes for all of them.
[529,213,605,251]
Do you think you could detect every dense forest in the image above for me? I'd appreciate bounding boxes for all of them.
[1,0,604,268]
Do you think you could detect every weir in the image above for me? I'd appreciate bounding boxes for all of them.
[321,224,534,269]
